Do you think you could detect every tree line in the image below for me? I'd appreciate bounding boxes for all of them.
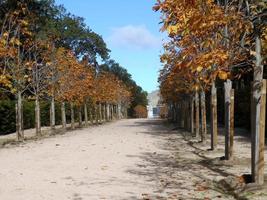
[154,0,266,185]
[0,0,148,138]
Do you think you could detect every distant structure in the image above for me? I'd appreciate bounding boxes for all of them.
[147,90,161,118]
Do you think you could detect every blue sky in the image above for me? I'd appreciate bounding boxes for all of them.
[55,0,164,93]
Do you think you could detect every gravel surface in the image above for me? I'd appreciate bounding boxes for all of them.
[0,118,266,200]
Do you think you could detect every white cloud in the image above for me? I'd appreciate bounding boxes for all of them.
[107,25,161,50]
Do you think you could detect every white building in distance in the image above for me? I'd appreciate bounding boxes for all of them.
[147,90,160,118]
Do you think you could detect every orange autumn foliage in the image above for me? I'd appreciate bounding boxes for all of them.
[134,105,148,118]
[154,0,250,103]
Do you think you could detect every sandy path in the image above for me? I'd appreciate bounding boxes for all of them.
[0,119,266,200]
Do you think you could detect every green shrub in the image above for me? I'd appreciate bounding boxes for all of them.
[0,100,16,135]
[0,100,68,135]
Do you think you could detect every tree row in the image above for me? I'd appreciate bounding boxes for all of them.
[154,0,267,185]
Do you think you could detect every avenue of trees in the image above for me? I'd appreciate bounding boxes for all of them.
[0,0,147,137]
[154,0,267,185]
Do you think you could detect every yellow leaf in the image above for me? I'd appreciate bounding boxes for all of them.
[21,20,28,26]
[196,66,203,72]
[11,88,17,94]
[3,32,8,38]
[167,25,178,35]
[218,71,228,80]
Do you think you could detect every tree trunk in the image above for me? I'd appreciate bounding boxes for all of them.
[71,102,75,129]
[116,104,119,119]
[50,97,56,130]
[191,95,195,134]
[106,104,108,121]
[93,105,96,124]
[111,105,114,120]
[100,104,102,122]
[78,106,82,127]
[183,101,187,129]
[84,103,88,127]
[195,91,200,139]
[102,103,105,121]
[113,105,116,119]
[121,104,124,119]
[61,102,66,130]
[35,96,41,136]
[106,104,110,121]
[211,83,218,150]
[111,104,113,120]
[224,80,234,160]
[251,33,266,185]
[97,104,99,124]
[200,91,207,144]
[16,91,24,141]
[172,103,176,122]
[118,103,122,119]
[89,106,94,124]
[104,103,107,121]
[125,106,128,118]
[181,102,185,128]
[186,101,190,130]
[186,101,190,131]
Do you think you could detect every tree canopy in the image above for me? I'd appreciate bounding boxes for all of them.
[0,0,147,120]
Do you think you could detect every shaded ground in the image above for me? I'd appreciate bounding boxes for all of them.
[0,119,266,200]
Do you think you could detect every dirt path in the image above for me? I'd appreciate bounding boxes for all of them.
[0,119,266,200]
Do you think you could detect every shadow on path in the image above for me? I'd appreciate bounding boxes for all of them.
[125,119,243,199]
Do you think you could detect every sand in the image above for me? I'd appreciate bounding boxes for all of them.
[0,119,266,200]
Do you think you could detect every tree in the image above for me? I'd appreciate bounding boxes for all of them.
[100,59,148,117]
[0,3,35,140]
[134,105,147,118]
[155,0,267,185]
